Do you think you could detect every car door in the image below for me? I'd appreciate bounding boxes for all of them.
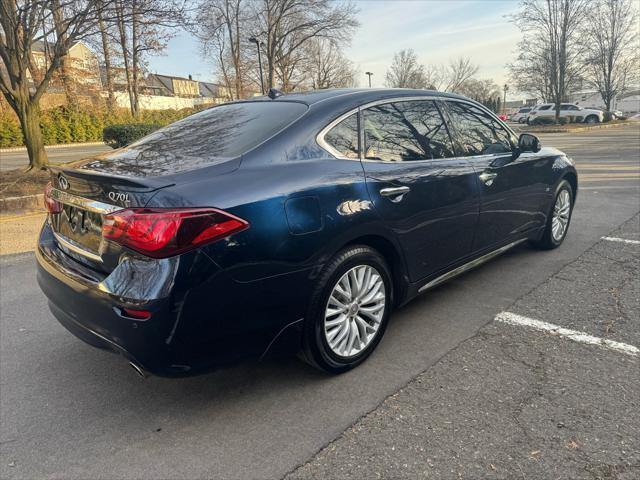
[443,100,549,253]
[360,99,479,282]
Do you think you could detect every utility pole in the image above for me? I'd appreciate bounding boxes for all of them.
[365,72,373,88]
[249,37,265,95]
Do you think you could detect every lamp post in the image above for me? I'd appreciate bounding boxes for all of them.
[503,84,509,115]
[249,37,265,95]
[365,72,373,88]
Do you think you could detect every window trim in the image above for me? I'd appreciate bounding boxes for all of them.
[316,95,461,163]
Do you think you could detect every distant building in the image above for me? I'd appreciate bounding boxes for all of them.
[31,40,102,88]
[570,90,640,114]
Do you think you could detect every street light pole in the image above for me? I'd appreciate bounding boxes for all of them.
[365,72,373,88]
[249,37,265,95]
[503,84,509,115]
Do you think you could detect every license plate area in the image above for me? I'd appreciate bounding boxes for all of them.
[51,205,104,255]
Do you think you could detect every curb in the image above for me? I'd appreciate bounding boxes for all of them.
[0,194,44,214]
[0,141,106,153]
[519,122,636,134]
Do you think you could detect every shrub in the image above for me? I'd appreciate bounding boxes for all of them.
[0,105,201,148]
[532,117,554,125]
[103,123,161,148]
[0,116,23,148]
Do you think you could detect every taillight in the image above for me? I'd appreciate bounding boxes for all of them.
[44,182,62,214]
[102,208,249,258]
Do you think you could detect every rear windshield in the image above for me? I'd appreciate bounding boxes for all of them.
[81,101,308,177]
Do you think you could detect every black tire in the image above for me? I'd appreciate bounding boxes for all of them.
[299,245,393,373]
[585,115,599,124]
[530,180,574,250]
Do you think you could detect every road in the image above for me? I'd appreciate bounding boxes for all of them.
[0,143,112,171]
[0,126,638,479]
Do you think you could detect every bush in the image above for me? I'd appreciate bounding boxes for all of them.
[103,123,161,148]
[532,117,555,125]
[0,105,200,148]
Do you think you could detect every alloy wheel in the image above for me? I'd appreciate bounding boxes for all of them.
[323,265,386,358]
[551,189,571,241]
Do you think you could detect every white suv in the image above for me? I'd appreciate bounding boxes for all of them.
[527,103,604,124]
[510,107,533,123]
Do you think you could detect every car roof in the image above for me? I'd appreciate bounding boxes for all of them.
[256,88,469,106]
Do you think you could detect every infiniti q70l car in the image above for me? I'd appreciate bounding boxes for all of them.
[37,88,577,376]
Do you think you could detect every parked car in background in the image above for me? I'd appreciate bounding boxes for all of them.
[498,114,508,121]
[511,107,533,123]
[528,103,604,124]
[37,88,578,377]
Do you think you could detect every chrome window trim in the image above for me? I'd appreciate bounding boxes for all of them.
[316,109,360,160]
[49,188,121,214]
[315,94,517,163]
[53,231,104,263]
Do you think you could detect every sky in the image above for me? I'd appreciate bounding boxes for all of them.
[147,0,523,97]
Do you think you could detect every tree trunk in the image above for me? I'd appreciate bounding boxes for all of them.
[15,100,48,170]
[98,6,116,110]
[131,4,141,117]
[116,0,136,116]
[51,0,78,108]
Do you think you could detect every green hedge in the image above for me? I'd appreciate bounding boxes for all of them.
[103,123,161,148]
[0,106,201,148]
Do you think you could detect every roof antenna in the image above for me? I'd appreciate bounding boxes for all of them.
[267,88,283,100]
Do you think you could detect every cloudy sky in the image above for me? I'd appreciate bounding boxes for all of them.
[147,0,523,95]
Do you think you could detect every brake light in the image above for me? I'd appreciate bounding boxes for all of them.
[44,182,62,214]
[102,208,249,258]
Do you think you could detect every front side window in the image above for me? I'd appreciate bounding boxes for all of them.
[324,113,359,158]
[363,100,454,162]
[445,101,514,156]
[538,105,552,111]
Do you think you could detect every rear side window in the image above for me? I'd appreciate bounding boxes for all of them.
[445,101,513,156]
[363,100,454,162]
[324,113,359,158]
[83,102,308,176]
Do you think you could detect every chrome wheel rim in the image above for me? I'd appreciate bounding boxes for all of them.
[551,189,571,241]
[324,265,386,358]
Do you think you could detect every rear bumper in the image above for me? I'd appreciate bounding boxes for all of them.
[36,222,313,376]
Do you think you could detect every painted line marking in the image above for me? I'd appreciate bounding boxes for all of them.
[495,312,639,357]
[601,236,640,245]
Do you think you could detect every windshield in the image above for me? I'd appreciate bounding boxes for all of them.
[81,101,308,177]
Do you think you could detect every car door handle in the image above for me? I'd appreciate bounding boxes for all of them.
[479,172,498,186]
[380,186,410,202]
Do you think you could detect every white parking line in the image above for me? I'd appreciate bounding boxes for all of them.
[495,312,639,357]
[601,236,640,245]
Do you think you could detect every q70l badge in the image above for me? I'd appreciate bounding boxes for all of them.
[108,191,130,205]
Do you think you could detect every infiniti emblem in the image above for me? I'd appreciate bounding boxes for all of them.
[58,174,70,190]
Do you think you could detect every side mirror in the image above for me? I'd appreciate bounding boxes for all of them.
[518,133,541,153]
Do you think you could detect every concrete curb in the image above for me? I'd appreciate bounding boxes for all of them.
[0,194,44,214]
[520,122,636,134]
[0,141,106,153]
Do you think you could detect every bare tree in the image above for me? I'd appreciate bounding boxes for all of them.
[507,37,554,102]
[0,0,114,169]
[252,0,359,91]
[305,38,357,89]
[582,0,639,112]
[510,0,589,122]
[421,57,479,92]
[444,57,479,92]
[385,49,428,89]
[193,0,249,100]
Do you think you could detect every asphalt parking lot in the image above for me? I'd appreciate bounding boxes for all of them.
[0,125,638,479]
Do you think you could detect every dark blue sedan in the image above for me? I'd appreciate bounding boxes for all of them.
[37,88,577,376]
